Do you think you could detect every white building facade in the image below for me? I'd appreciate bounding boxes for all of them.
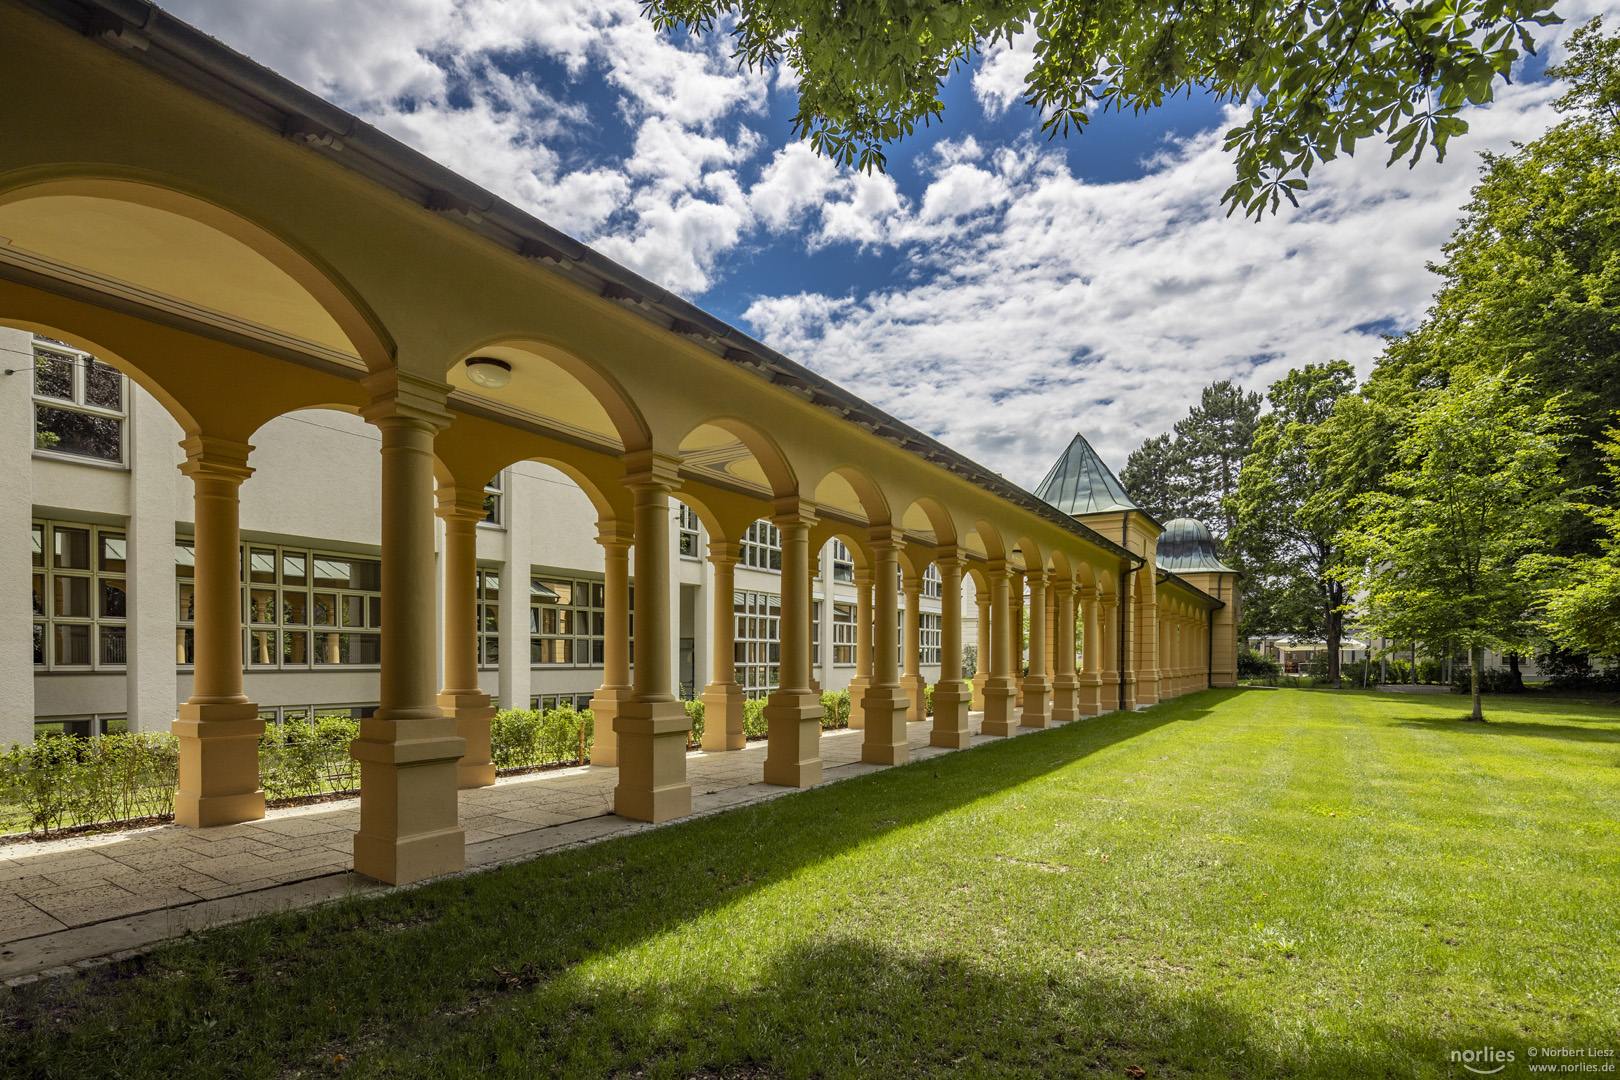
[9,326,960,745]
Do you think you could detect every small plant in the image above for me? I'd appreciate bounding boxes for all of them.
[684,699,706,747]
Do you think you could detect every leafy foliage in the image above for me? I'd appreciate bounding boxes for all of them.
[1531,428,1620,658]
[1335,371,1570,717]
[1121,379,1260,535]
[642,0,1559,217]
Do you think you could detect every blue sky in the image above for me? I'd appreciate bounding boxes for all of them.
[166,0,1604,486]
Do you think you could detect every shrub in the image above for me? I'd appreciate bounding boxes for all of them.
[0,732,179,835]
[960,644,977,679]
[490,706,594,770]
[260,713,360,800]
[685,699,706,747]
[1237,648,1280,683]
[819,689,850,729]
[742,698,768,738]
[924,683,934,716]
[1448,665,1526,695]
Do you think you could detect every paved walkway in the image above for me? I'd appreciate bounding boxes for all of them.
[0,713,1032,984]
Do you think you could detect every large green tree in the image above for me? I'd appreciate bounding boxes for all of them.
[1231,361,1360,680]
[644,0,1560,216]
[1363,18,1620,559]
[1336,371,1569,719]
[1530,427,1620,658]
[1119,379,1260,536]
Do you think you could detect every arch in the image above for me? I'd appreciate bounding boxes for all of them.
[899,496,957,546]
[451,337,652,453]
[964,562,991,595]
[1046,549,1074,582]
[432,408,630,521]
[679,416,797,499]
[809,520,872,569]
[1013,535,1043,574]
[1096,568,1117,597]
[0,175,394,371]
[1075,561,1098,590]
[970,520,1007,562]
[0,317,198,434]
[810,465,890,525]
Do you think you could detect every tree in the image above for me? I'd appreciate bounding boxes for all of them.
[1119,379,1260,537]
[1531,427,1620,658]
[644,0,1560,217]
[1171,380,1263,537]
[1336,371,1569,720]
[1363,18,1620,560]
[1230,362,1359,682]
[1119,432,1187,524]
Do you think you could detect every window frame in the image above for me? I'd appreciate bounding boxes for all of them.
[30,339,128,470]
[741,520,782,573]
[677,501,701,559]
[32,520,128,672]
[530,573,608,669]
[832,601,858,666]
[480,471,505,529]
[734,589,781,699]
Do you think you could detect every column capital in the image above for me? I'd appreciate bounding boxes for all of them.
[596,518,636,550]
[1053,576,1076,597]
[706,539,742,566]
[177,435,254,483]
[1076,584,1098,600]
[867,524,906,551]
[771,496,818,531]
[984,557,1012,579]
[901,574,922,594]
[361,369,454,429]
[1100,592,1120,609]
[852,566,875,586]
[434,483,487,524]
[933,546,966,570]
[620,449,682,491]
[1024,567,1049,587]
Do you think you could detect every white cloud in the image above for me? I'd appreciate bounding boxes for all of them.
[972,30,1036,117]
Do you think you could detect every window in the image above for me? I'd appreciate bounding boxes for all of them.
[531,576,607,666]
[31,340,126,465]
[741,520,781,572]
[258,704,377,740]
[923,564,943,599]
[477,569,501,666]
[734,590,780,698]
[214,542,380,669]
[32,521,126,670]
[829,540,855,583]
[812,599,822,652]
[678,502,701,558]
[832,602,857,666]
[482,472,504,526]
[920,613,942,666]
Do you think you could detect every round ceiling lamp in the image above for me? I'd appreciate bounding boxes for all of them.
[463,356,512,389]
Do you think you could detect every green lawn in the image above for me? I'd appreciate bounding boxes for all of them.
[4,689,1617,1079]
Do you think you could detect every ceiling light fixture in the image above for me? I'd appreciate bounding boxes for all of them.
[463,356,512,389]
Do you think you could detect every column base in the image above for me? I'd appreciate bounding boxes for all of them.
[1050,676,1081,724]
[970,676,986,713]
[860,685,910,765]
[930,682,971,748]
[700,682,747,751]
[1021,679,1053,728]
[350,712,467,885]
[901,673,927,722]
[763,690,824,787]
[982,681,1018,737]
[1077,673,1103,717]
[589,686,629,766]
[612,700,693,823]
[1014,675,1025,709]
[439,693,497,788]
[846,676,869,728]
[174,704,266,828]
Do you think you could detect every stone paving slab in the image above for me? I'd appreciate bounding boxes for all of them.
[0,711,1085,986]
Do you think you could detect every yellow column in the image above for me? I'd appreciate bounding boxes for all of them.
[1133,571,1158,706]
[807,552,822,695]
[1077,586,1102,716]
[971,587,989,712]
[351,373,465,885]
[930,550,971,748]
[765,501,823,787]
[1011,570,1025,708]
[590,520,634,764]
[174,436,264,828]
[1101,593,1121,712]
[981,561,1018,736]
[861,528,910,764]
[1021,568,1051,727]
[901,571,925,722]
[435,485,495,788]
[612,452,692,822]
[1051,578,1080,723]
[699,540,745,751]
[848,566,873,729]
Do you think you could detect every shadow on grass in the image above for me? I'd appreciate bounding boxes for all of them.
[1392,715,1620,745]
[0,692,1261,1079]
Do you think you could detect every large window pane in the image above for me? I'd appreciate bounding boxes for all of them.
[175,543,195,578]
[33,625,45,665]
[250,589,278,624]
[32,523,44,568]
[250,630,278,665]
[283,592,308,625]
[54,575,89,618]
[249,549,277,584]
[341,595,365,628]
[99,533,127,573]
[175,628,194,665]
[312,593,337,626]
[281,552,307,587]
[100,578,126,619]
[35,405,121,461]
[32,573,45,616]
[177,582,196,622]
[33,351,73,400]
[53,527,89,570]
[282,631,308,665]
[54,623,91,666]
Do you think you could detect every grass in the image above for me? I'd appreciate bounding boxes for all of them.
[3,689,1617,1078]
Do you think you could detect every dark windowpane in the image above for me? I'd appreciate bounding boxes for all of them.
[33,624,44,665]
[85,359,122,411]
[282,631,308,665]
[100,625,127,666]
[54,527,89,570]
[33,573,45,616]
[55,623,91,665]
[283,592,308,624]
[250,589,277,623]
[35,405,121,461]
[349,559,381,591]
[250,630,277,665]
[176,627,194,665]
[312,593,336,626]
[483,635,499,665]
[313,557,351,589]
[32,524,44,568]
[177,582,196,622]
[100,578,126,618]
[33,352,73,400]
[54,576,89,618]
